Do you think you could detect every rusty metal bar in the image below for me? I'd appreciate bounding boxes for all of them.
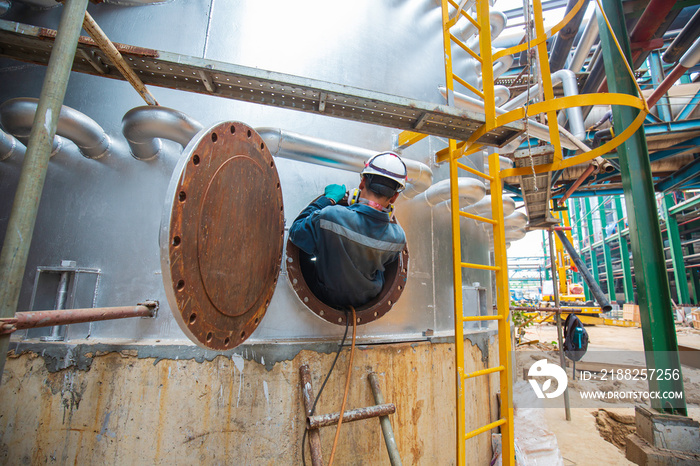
[0,302,157,334]
[558,164,596,206]
[299,365,323,466]
[307,403,396,430]
[82,12,158,106]
[368,373,402,466]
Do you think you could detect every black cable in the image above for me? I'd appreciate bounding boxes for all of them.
[301,314,350,466]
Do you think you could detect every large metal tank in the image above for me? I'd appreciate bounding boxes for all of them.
[0,1,512,463]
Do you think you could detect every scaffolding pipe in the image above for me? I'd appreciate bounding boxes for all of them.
[647,37,700,110]
[368,373,402,466]
[555,229,612,312]
[662,8,700,64]
[307,403,396,429]
[0,97,111,159]
[0,303,157,334]
[0,0,89,377]
[257,127,434,198]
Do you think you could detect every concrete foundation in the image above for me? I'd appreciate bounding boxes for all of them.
[626,406,700,465]
[0,337,498,464]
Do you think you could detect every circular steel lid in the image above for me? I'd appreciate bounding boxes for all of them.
[161,122,284,350]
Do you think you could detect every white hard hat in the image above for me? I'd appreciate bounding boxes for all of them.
[361,152,407,192]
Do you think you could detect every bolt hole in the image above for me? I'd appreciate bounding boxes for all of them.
[260,143,265,150]
[177,280,185,291]
[172,236,181,247]
[192,154,200,165]
[224,337,230,346]
[254,317,259,324]
[178,191,186,202]
[211,132,218,143]
[189,313,196,324]
[388,301,392,306]
[241,331,246,339]
[277,182,280,189]
[206,332,213,342]
[247,130,252,138]
[230,125,236,134]
[270,160,274,168]
[374,312,378,317]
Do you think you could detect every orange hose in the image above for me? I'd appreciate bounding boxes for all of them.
[327,306,357,466]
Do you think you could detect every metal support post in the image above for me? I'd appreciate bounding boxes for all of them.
[663,194,690,305]
[614,196,634,303]
[572,199,591,300]
[599,0,686,414]
[548,230,571,421]
[648,51,672,122]
[542,230,551,281]
[368,373,402,466]
[597,197,617,303]
[300,365,324,466]
[584,197,600,284]
[0,0,89,378]
[687,237,700,305]
[42,270,69,341]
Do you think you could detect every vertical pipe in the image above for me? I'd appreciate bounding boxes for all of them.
[663,194,690,305]
[489,152,514,465]
[299,365,324,466]
[368,373,402,466]
[0,0,89,377]
[572,199,592,301]
[548,230,571,421]
[614,197,634,303]
[648,51,672,122]
[584,198,600,285]
[43,270,69,341]
[599,0,686,415]
[597,197,617,303]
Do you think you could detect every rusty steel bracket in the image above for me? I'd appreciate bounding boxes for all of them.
[0,318,18,335]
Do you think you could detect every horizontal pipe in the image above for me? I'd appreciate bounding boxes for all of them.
[0,97,110,159]
[511,307,588,313]
[307,403,395,429]
[464,195,516,218]
[121,106,203,160]
[0,303,157,333]
[257,127,433,198]
[648,37,700,110]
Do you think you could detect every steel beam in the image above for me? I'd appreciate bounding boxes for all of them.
[0,0,89,377]
[663,194,690,305]
[615,197,634,303]
[655,156,700,192]
[648,51,672,122]
[597,197,617,302]
[599,0,686,415]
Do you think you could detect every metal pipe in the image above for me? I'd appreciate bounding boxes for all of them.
[42,270,69,342]
[504,211,528,230]
[548,229,572,421]
[438,87,579,150]
[412,177,485,208]
[299,365,323,466]
[306,403,396,429]
[464,195,516,218]
[455,9,507,42]
[647,37,700,110]
[82,12,158,106]
[257,127,434,198]
[0,0,89,377]
[0,303,157,334]
[0,128,25,161]
[549,0,590,72]
[511,306,587,313]
[368,373,402,466]
[567,12,599,72]
[0,0,10,16]
[662,9,700,64]
[558,164,596,206]
[555,229,612,312]
[493,85,511,107]
[0,97,111,159]
[121,106,204,160]
[505,227,526,242]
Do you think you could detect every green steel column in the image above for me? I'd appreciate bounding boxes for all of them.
[598,197,617,302]
[573,199,592,300]
[542,230,550,280]
[599,0,686,414]
[584,197,600,285]
[614,196,634,303]
[663,194,690,305]
[567,200,581,286]
[0,0,90,378]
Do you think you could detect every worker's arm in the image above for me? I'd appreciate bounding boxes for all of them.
[288,185,346,255]
[587,110,613,131]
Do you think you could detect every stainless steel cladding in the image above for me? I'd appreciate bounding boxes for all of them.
[0,0,521,345]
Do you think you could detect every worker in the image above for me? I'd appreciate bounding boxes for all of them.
[587,105,613,147]
[289,152,408,309]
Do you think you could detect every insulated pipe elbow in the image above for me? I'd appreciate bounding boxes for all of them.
[0,97,110,159]
[414,177,485,208]
[463,195,515,218]
[0,128,25,161]
[504,211,528,230]
[505,227,527,242]
[122,106,204,161]
[256,127,433,197]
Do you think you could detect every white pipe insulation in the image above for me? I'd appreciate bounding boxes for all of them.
[411,177,485,208]
[122,106,204,161]
[0,98,110,159]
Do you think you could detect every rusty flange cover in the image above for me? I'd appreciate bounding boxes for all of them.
[286,235,408,326]
[160,121,284,350]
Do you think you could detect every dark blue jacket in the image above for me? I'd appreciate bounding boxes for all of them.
[289,196,406,308]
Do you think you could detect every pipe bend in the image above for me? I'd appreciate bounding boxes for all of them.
[415,177,485,208]
[0,97,111,159]
[122,106,204,161]
[464,195,515,218]
[0,128,25,161]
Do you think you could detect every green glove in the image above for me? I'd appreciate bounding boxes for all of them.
[324,184,346,203]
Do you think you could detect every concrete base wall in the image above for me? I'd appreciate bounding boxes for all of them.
[0,337,498,465]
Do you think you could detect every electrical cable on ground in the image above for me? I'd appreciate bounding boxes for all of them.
[327,305,357,466]
[301,313,350,466]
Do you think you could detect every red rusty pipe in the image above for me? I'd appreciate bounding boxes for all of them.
[647,64,689,109]
[558,164,596,205]
[597,0,678,93]
[6,302,157,331]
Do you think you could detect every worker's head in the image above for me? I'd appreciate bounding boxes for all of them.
[360,152,407,202]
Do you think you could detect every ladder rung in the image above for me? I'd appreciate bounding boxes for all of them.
[453,74,485,100]
[446,0,481,31]
[456,162,493,181]
[459,210,497,225]
[464,365,504,379]
[462,315,503,322]
[461,262,499,271]
[465,418,507,440]
[449,34,481,62]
